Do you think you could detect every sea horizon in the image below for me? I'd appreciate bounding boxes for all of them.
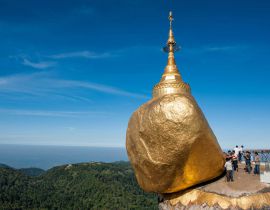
[0,144,128,170]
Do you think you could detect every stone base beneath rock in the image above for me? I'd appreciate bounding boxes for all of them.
[159,200,270,210]
[159,164,270,210]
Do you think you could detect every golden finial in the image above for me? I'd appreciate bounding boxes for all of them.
[165,11,178,74]
[152,11,190,98]
[169,11,174,29]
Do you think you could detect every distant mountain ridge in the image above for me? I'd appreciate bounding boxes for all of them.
[0,163,45,177]
[0,161,157,209]
[0,144,128,170]
[0,163,11,169]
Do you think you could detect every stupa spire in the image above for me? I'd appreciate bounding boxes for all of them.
[165,11,179,74]
[152,11,190,98]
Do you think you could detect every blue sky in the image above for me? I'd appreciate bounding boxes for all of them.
[0,0,269,148]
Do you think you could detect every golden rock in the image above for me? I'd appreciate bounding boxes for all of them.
[126,94,225,193]
[126,12,225,193]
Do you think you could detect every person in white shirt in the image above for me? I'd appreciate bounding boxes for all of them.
[234,145,240,157]
[224,158,234,182]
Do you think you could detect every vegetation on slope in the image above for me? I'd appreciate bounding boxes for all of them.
[18,168,45,177]
[0,162,157,210]
[0,164,11,169]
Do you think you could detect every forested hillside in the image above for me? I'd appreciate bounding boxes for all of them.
[0,162,157,210]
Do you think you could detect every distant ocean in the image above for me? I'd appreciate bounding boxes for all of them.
[0,144,128,170]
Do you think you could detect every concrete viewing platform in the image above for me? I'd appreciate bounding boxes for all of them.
[159,164,270,210]
[201,164,269,197]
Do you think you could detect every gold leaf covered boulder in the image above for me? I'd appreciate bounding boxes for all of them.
[126,12,225,194]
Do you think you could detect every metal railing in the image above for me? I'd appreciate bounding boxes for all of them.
[246,149,270,163]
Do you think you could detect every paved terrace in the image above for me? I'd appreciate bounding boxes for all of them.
[201,163,270,197]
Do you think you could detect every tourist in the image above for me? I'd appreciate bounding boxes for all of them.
[232,151,238,172]
[254,152,260,175]
[234,145,240,158]
[224,157,233,182]
[225,150,232,159]
[238,145,244,162]
[245,151,251,174]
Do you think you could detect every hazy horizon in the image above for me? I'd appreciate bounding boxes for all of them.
[0,144,128,169]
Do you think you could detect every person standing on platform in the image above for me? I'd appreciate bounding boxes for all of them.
[234,145,240,158]
[245,151,251,174]
[254,152,260,175]
[225,157,234,182]
[238,145,244,162]
[232,151,238,172]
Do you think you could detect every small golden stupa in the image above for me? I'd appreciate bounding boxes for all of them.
[126,11,225,194]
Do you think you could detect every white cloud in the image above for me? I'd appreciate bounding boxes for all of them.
[203,46,241,52]
[66,126,76,131]
[51,79,148,98]
[0,73,148,99]
[185,45,247,54]
[49,51,113,59]
[0,108,104,117]
[0,79,8,85]
[22,58,56,69]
